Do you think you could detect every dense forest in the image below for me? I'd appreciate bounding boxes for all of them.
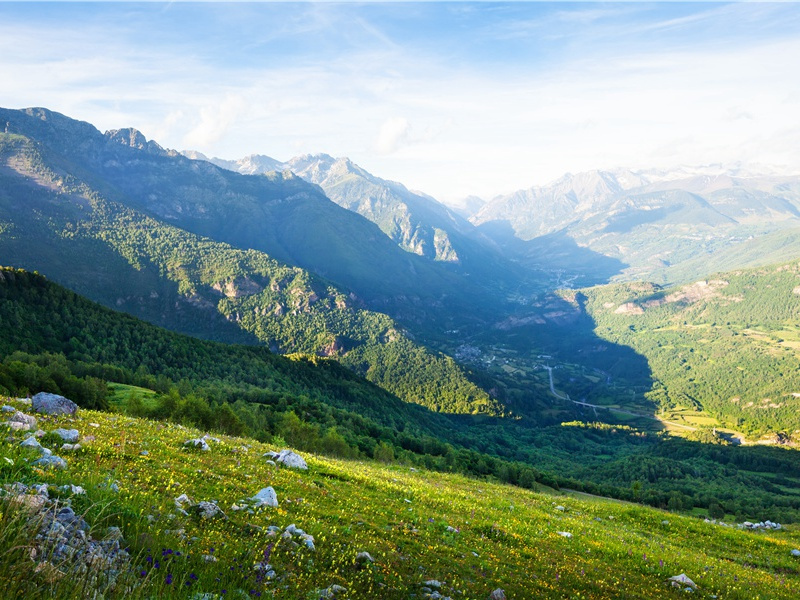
[2,267,799,522]
[582,263,800,436]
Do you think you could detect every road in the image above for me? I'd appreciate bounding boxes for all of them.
[544,365,697,431]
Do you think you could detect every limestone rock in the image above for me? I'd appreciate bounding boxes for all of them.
[32,392,78,416]
[251,486,279,508]
[489,590,506,600]
[183,438,210,451]
[52,428,80,443]
[33,455,67,469]
[276,449,308,470]
[8,410,37,430]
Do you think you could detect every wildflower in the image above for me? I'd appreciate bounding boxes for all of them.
[165,574,173,584]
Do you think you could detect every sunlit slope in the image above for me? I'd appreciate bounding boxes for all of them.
[2,401,798,599]
[581,260,800,438]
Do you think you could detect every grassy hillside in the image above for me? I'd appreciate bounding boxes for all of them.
[2,398,799,599]
[581,260,800,437]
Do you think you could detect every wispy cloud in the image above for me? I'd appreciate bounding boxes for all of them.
[1,2,799,203]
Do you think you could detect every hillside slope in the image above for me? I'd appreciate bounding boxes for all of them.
[2,399,799,599]
[581,260,800,437]
[0,128,499,417]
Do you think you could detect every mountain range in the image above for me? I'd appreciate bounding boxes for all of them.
[469,167,800,284]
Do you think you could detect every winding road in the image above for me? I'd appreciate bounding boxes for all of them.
[543,365,697,431]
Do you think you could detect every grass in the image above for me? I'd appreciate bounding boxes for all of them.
[1,396,799,599]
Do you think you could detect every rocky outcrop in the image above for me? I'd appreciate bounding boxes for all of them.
[32,392,78,416]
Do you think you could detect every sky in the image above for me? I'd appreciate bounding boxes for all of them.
[2,1,800,205]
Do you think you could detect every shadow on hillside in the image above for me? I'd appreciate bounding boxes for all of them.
[476,221,626,287]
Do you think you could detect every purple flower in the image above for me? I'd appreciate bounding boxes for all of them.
[139,570,147,577]
[165,574,173,585]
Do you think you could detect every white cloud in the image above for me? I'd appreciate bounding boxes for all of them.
[182,95,248,150]
[375,117,411,155]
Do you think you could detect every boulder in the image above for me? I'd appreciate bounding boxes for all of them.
[52,428,80,443]
[355,551,375,565]
[183,438,210,451]
[489,590,506,600]
[668,574,697,589]
[33,455,68,469]
[317,584,346,599]
[9,410,37,430]
[251,486,279,508]
[276,449,308,470]
[20,436,48,454]
[31,392,78,416]
[194,501,225,520]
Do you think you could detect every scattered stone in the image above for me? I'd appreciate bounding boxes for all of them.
[88,422,100,428]
[276,449,308,470]
[20,436,50,454]
[183,438,210,451]
[8,410,37,430]
[557,531,573,538]
[445,525,458,533]
[317,584,346,598]
[668,574,697,589]
[661,520,670,525]
[51,428,80,443]
[265,459,276,466]
[355,551,375,565]
[263,450,280,459]
[251,486,279,508]
[32,392,78,416]
[140,450,149,456]
[791,549,800,557]
[194,501,226,520]
[33,455,67,469]
[60,443,81,452]
[555,505,565,511]
[202,553,218,562]
[489,589,506,600]
[59,484,86,495]
[738,520,782,531]
[424,580,443,588]
[1,404,15,413]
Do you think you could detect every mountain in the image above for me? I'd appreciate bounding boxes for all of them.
[186,151,538,295]
[0,107,497,329]
[472,167,800,285]
[0,108,502,416]
[580,259,800,438]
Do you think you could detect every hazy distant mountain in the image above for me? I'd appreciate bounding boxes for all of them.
[185,151,540,295]
[471,167,800,284]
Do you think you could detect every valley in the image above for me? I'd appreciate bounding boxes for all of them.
[2,106,800,598]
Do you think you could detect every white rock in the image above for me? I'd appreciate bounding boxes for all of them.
[276,449,308,470]
[555,505,565,511]
[668,574,697,589]
[557,531,573,538]
[52,428,80,443]
[183,438,210,451]
[251,486,278,508]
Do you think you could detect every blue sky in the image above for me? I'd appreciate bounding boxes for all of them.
[2,2,799,203]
